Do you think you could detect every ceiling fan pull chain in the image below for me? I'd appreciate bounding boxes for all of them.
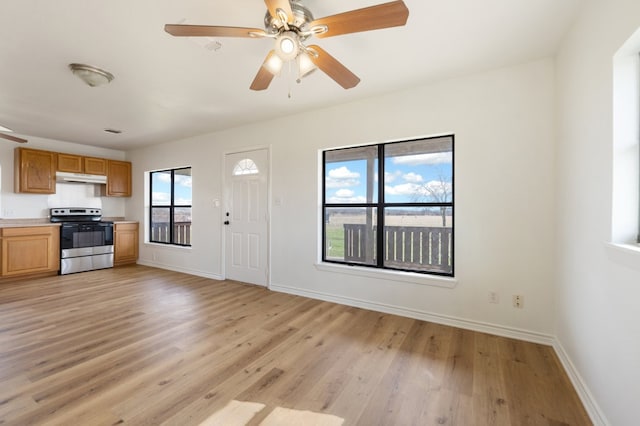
[288,60,293,99]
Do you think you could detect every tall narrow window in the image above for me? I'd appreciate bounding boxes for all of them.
[323,135,454,276]
[150,167,192,246]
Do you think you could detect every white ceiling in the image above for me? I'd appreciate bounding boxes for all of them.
[0,0,584,150]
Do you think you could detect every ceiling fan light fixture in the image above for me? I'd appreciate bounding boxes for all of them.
[69,63,115,87]
[275,32,299,62]
[265,54,284,75]
[297,51,316,79]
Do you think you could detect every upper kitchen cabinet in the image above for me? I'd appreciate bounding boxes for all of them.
[57,153,83,173]
[104,160,132,197]
[14,148,56,194]
[57,153,107,175]
[84,157,107,175]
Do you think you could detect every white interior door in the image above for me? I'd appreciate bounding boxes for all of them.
[224,149,269,286]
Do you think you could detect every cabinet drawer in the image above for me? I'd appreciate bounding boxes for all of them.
[2,226,57,237]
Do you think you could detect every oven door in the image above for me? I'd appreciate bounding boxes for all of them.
[60,222,114,249]
[59,222,114,275]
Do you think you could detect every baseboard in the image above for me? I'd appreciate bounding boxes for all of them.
[136,260,224,281]
[552,339,609,426]
[269,283,554,345]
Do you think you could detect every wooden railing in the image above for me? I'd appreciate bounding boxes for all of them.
[343,224,452,273]
[151,222,191,245]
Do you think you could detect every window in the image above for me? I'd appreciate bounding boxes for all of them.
[612,31,640,245]
[150,167,192,246]
[232,158,259,175]
[323,135,454,276]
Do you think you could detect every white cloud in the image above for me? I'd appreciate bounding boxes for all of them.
[327,188,366,203]
[156,173,172,183]
[335,189,355,198]
[385,183,422,196]
[326,166,360,188]
[384,170,402,183]
[327,195,367,203]
[152,191,171,205]
[175,175,192,187]
[392,152,452,166]
[329,166,360,179]
[403,172,424,183]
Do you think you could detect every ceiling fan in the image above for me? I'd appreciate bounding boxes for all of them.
[0,128,27,143]
[165,0,409,91]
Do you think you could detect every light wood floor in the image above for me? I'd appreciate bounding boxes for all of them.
[0,266,590,425]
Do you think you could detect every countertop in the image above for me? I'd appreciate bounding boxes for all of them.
[0,218,138,228]
[0,219,60,228]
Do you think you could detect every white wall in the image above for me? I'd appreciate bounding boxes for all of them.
[0,135,127,218]
[128,57,558,337]
[555,1,640,425]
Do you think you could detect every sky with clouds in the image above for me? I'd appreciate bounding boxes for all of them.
[152,169,192,206]
[325,152,452,204]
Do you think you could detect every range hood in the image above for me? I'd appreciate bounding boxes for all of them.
[55,171,107,184]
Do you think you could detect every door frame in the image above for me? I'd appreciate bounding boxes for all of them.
[222,145,272,288]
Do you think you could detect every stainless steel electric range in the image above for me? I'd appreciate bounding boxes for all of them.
[50,208,114,275]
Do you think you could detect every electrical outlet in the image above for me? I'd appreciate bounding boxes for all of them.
[513,295,524,308]
[488,291,499,304]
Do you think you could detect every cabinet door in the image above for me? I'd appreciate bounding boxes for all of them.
[57,153,84,173]
[106,160,132,197]
[14,148,56,194]
[1,226,59,276]
[114,223,139,265]
[84,157,107,175]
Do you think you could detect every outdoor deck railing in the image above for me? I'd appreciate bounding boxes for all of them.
[151,222,192,245]
[343,224,452,272]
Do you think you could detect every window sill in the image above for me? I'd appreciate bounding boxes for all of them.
[605,242,640,272]
[314,262,457,288]
[144,241,192,250]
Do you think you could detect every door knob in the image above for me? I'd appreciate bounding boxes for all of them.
[224,220,230,225]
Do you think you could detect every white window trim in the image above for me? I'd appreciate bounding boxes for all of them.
[314,261,458,288]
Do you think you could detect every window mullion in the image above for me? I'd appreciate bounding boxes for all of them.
[377,144,385,268]
[169,170,175,244]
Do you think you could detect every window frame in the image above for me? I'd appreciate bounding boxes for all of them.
[322,135,454,277]
[149,166,192,247]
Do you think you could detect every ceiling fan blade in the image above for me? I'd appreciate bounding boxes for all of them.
[165,24,265,38]
[310,0,409,39]
[307,45,360,89]
[250,51,278,91]
[0,133,27,143]
[264,0,294,23]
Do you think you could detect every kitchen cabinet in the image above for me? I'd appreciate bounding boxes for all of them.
[0,226,60,278]
[14,148,56,194]
[114,222,138,266]
[15,147,131,196]
[57,153,83,173]
[104,160,132,197]
[57,154,107,175]
[84,157,107,175]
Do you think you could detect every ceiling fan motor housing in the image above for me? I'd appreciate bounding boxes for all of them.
[264,0,314,39]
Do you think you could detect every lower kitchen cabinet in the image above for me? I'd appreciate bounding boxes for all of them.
[114,222,139,266]
[0,226,60,278]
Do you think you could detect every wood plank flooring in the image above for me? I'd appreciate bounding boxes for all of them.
[0,266,591,425]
